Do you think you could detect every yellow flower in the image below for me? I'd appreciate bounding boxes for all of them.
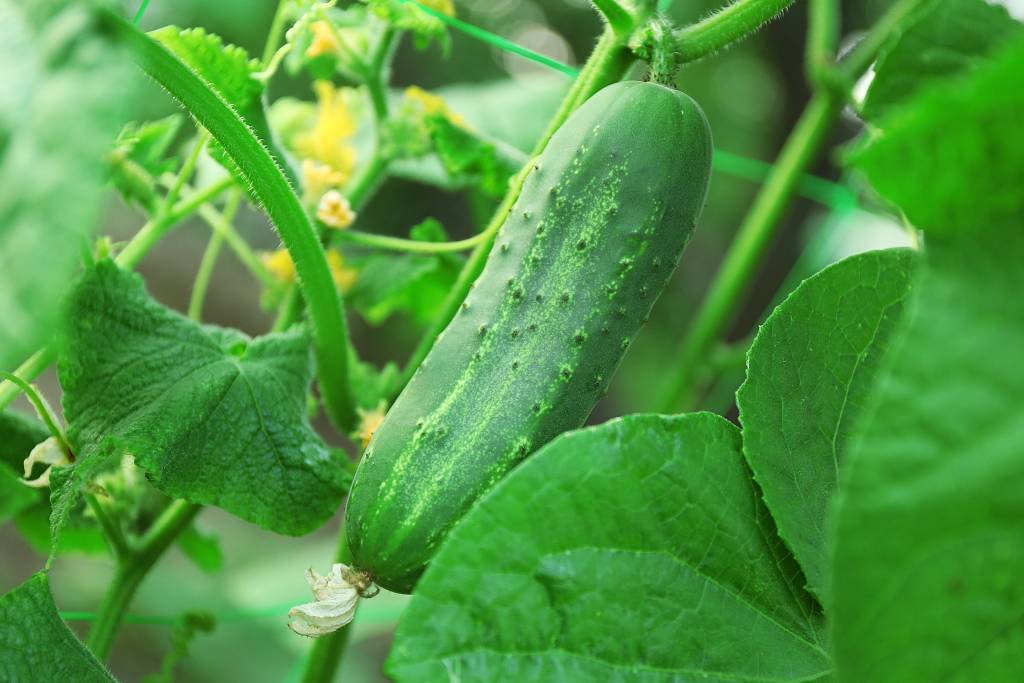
[302,160,348,204]
[306,21,338,59]
[316,190,356,230]
[261,249,296,283]
[419,0,456,17]
[403,86,466,127]
[326,249,358,292]
[356,402,387,451]
[294,81,359,176]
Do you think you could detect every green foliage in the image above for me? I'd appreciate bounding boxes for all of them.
[109,115,186,211]
[0,411,106,553]
[390,414,829,681]
[832,31,1024,680]
[428,115,521,197]
[149,25,296,188]
[0,409,48,471]
[363,0,449,49]
[0,466,35,523]
[347,219,461,327]
[57,261,349,536]
[0,573,114,682]
[737,248,917,600]
[852,37,1024,234]
[0,0,139,372]
[862,0,1022,120]
[150,26,264,110]
[142,612,216,683]
[833,227,1024,681]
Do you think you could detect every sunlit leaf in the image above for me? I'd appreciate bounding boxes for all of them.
[390,413,829,682]
[737,248,917,600]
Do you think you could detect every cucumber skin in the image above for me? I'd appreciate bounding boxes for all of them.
[347,81,713,593]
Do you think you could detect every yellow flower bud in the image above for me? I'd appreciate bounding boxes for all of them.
[260,249,296,284]
[356,402,387,451]
[316,190,356,230]
[306,21,338,59]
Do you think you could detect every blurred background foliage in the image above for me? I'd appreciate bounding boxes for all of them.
[0,0,948,679]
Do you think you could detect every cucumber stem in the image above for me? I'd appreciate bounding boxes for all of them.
[87,500,201,661]
[673,0,797,63]
[657,0,933,412]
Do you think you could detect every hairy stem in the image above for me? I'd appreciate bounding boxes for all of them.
[673,0,797,63]
[87,500,201,661]
[107,12,358,431]
[591,0,637,37]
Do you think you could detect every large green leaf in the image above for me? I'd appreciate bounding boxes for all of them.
[862,0,1022,121]
[0,0,138,372]
[389,413,829,682]
[0,573,115,682]
[832,229,1024,681]
[57,261,348,536]
[852,37,1024,234]
[736,249,917,600]
[834,35,1024,682]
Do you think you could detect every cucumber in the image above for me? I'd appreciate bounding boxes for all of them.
[346,81,713,593]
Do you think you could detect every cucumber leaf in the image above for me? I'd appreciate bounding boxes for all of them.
[832,229,1024,681]
[862,0,1022,121]
[57,261,349,536]
[389,413,830,682]
[0,573,115,682]
[852,37,1024,234]
[0,0,139,372]
[834,38,1024,681]
[737,248,917,601]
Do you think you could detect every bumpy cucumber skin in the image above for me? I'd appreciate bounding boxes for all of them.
[347,81,713,593]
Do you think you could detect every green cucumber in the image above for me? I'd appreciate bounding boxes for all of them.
[347,81,713,593]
